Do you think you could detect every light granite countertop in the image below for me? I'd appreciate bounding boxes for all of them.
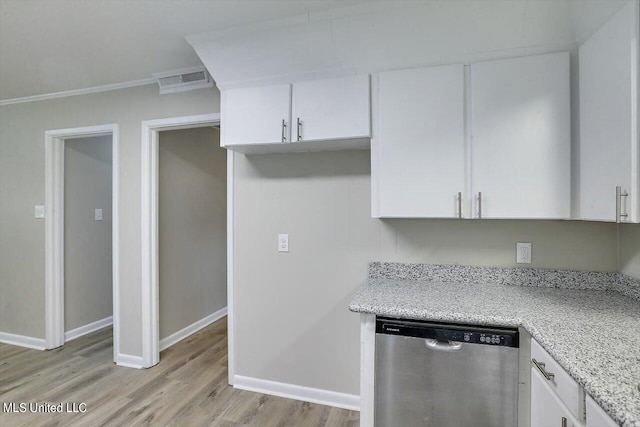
[349,263,640,427]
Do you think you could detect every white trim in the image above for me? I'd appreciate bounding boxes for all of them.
[0,332,47,350]
[359,313,376,427]
[631,0,640,223]
[227,150,235,384]
[140,113,223,369]
[64,316,113,342]
[0,78,156,106]
[44,124,120,360]
[159,308,227,351]
[115,353,145,369]
[233,375,360,412]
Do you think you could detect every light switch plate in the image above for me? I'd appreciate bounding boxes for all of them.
[516,242,532,264]
[95,209,103,221]
[278,234,289,253]
[34,205,45,219]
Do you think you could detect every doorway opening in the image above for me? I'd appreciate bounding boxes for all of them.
[44,124,120,362]
[140,114,233,378]
[157,126,227,351]
[64,135,113,343]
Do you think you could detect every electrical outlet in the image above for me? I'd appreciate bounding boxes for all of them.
[278,234,289,253]
[516,242,532,264]
[95,209,103,221]
[34,205,45,219]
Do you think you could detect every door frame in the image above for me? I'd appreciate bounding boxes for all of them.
[44,124,120,357]
[139,114,232,377]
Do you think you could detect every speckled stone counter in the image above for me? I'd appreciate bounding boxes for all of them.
[350,263,640,427]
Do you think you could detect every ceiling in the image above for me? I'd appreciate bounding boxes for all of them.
[0,0,364,100]
[0,0,630,101]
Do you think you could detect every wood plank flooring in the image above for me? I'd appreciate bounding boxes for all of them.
[0,317,359,426]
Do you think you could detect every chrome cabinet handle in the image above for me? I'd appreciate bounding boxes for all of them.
[616,186,629,223]
[425,339,462,352]
[477,192,482,219]
[457,192,463,219]
[281,119,287,143]
[561,417,567,427]
[296,117,302,142]
[532,358,555,381]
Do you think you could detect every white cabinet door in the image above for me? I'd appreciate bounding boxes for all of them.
[376,64,466,217]
[291,74,370,142]
[578,0,638,223]
[221,84,291,146]
[471,52,571,219]
[585,395,618,427]
[531,368,584,427]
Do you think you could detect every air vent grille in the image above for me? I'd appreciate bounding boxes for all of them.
[181,71,206,82]
[153,67,213,95]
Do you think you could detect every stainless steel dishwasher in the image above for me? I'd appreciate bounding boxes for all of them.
[375,317,519,427]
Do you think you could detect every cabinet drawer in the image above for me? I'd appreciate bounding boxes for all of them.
[531,339,584,420]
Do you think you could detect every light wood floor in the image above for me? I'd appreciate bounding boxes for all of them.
[0,317,359,426]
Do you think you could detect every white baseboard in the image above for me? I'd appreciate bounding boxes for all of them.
[0,331,46,350]
[64,316,113,342]
[115,353,145,369]
[159,307,227,351]
[233,375,360,411]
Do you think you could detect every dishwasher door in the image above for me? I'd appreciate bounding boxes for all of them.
[375,318,519,427]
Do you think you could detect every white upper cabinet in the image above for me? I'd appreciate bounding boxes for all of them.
[374,53,570,219]
[221,75,370,154]
[292,75,370,142]
[222,83,291,146]
[578,0,639,223]
[375,65,466,218]
[471,52,571,219]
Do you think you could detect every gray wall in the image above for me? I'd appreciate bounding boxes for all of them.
[233,149,618,395]
[64,135,113,331]
[619,223,640,278]
[158,127,226,340]
[0,84,219,356]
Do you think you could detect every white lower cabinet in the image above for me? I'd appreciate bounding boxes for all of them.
[531,368,584,427]
[585,395,618,427]
[531,338,586,427]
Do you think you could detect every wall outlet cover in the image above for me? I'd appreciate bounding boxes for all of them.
[516,242,532,264]
[34,205,45,219]
[278,234,289,253]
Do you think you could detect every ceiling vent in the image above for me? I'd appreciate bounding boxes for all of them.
[152,66,214,95]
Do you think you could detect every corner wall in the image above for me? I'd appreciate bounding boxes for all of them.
[0,84,220,357]
[619,223,640,278]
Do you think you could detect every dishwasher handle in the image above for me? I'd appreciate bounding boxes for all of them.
[425,339,462,352]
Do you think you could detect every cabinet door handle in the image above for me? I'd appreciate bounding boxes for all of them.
[616,186,629,223]
[532,358,555,381]
[477,192,482,219]
[281,119,287,143]
[296,117,302,142]
[561,416,567,427]
[457,192,463,219]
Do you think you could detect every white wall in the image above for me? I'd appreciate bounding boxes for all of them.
[64,135,113,331]
[0,84,220,357]
[619,224,640,279]
[233,150,618,396]
[158,127,226,340]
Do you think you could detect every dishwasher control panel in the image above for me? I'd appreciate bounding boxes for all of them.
[376,318,519,348]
